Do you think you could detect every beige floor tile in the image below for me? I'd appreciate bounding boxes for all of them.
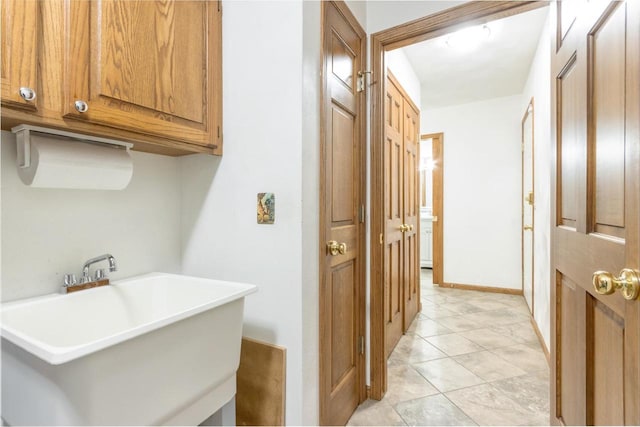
[445,383,539,426]
[412,358,484,392]
[439,301,485,315]
[422,306,460,320]
[383,364,440,405]
[490,321,540,344]
[491,344,549,373]
[466,298,511,312]
[423,293,456,304]
[458,328,519,349]
[394,394,477,426]
[347,399,406,426]
[426,333,485,356]
[453,350,527,381]
[491,370,550,414]
[388,334,447,365]
[348,286,550,426]
[465,309,530,327]
[430,314,481,331]
[406,317,453,338]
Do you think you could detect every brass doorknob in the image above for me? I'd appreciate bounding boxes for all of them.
[524,225,533,231]
[592,269,640,301]
[327,240,347,256]
[399,224,409,232]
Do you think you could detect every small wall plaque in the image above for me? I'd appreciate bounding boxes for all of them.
[257,193,275,224]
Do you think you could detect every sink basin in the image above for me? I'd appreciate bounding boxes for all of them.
[1,272,257,426]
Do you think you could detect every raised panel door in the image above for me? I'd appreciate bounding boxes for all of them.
[320,2,366,424]
[551,1,640,424]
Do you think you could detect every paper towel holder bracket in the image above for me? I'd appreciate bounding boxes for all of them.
[12,124,134,169]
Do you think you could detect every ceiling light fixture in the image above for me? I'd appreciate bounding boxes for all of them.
[445,24,491,49]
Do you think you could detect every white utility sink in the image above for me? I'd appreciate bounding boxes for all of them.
[1,272,257,426]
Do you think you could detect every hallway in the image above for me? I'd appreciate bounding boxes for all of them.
[348,270,550,426]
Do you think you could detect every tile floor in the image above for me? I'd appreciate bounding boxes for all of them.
[348,269,550,426]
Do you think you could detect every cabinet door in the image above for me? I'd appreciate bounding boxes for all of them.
[65,0,221,150]
[1,0,39,111]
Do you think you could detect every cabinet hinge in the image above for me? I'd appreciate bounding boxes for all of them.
[359,336,365,355]
[359,204,365,223]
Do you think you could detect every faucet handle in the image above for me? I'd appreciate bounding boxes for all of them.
[94,268,107,281]
[64,274,77,286]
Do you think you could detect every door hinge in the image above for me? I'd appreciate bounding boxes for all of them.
[359,204,365,223]
[217,126,221,138]
[217,0,221,12]
[357,71,372,92]
[379,233,384,244]
[359,336,365,355]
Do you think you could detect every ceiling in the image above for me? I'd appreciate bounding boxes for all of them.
[401,6,549,109]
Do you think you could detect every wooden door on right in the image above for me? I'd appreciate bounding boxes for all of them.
[551,0,640,425]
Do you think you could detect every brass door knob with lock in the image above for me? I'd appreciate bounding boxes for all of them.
[399,224,409,232]
[327,240,347,256]
[592,269,640,301]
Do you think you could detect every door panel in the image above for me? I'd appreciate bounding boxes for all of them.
[403,99,420,329]
[65,0,218,147]
[590,3,626,238]
[551,0,640,425]
[384,77,404,357]
[1,0,39,111]
[320,2,365,425]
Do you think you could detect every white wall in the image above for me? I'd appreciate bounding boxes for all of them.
[422,95,523,289]
[385,49,421,107]
[0,131,182,302]
[520,11,551,350]
[180,2,307,424]
[345,0,366,27]
[301,1,322,424]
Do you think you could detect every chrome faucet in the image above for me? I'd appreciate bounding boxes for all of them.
[80,254,117,284]
[61,254,117,294]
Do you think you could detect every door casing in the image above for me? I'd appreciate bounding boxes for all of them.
[420,133,444,287]
[368,0,548,401]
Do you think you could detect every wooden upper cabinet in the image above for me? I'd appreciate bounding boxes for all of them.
[1,0,39,112]
[64,0,221,152]
[1,0,222,156]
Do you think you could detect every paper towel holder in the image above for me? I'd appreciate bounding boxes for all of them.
[12,124,133,169]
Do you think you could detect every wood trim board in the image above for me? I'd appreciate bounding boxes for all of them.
[236,337,286,426]
[439,282,523,295]
[530,316,551,365]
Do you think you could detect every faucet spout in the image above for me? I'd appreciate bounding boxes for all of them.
[81,254,117,283]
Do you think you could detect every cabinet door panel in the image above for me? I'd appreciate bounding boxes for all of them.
[65,0,220,149]
[1,0,39,111]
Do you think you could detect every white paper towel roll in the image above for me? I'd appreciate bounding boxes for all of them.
[17,133,133,190]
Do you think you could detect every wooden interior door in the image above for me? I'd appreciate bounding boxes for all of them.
[522,100,534,314]
[65,0,220,149]
[384,75,405,358]
[320,2,366,425]
[1,0,39,112]
[551,0,640,424]
[403,98,420,329]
